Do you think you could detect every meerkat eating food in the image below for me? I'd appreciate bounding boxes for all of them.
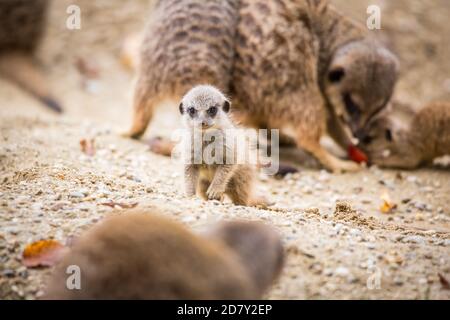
[44,211,284,299]
[180,85,268,206]
[126,0,398,172]
[359,101,450,169]
[0,0,63,113]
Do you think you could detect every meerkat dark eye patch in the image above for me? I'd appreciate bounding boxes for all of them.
[179,102,184,114]
[207,106,218,117]
[328,67,345,83]
[187,107,197,117]
[362,135,373,144]
[223,100,230,113]
[343,93,360,119]
[385,129,393,141]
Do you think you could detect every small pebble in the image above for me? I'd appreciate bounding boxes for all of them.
[402,235,426,244]
[2,269,15,278]
[334,266,350,277]
[69,191,85,198]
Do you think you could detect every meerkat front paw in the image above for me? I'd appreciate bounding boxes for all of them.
[206,185,225,201]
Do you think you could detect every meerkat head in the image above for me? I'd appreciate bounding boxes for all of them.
[324,39,399,140]
[179,85,231,131]
[358,102,420,168]
[207,221,284,296]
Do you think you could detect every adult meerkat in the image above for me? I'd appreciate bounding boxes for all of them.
[44,211,284,299]
[126,0,398,172]
[126,0,238,138]
[231,0,398,172]
[0,0,63,113]
[180,85,267,206]
[358,101,450,169]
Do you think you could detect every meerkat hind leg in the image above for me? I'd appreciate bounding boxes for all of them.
[125,81,168,139]
[226,177,252,206]
[226,173,269,207]
[197,179,210,200]
[126,102,154,139]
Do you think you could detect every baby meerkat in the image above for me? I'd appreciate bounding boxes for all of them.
[359,101,450,169]
[0,0,63,113]
[126,0,398,173]
[44,211,284,299]
[180,85,267,206]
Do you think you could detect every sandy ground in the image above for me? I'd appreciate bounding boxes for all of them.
[0,0,449,299]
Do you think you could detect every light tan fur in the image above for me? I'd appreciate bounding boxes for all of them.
[359,101,450,169]
[43,211,284,299]
[126,0,398,172]
[181,85,267,206]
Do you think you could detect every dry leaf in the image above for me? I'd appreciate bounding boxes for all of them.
[438,273,450,290]
[100,201,138,209]
[380,192,397,213]
[22,239,66,268]
[75,57,100,79]
[80,138,96,156]
[147,137,174,157]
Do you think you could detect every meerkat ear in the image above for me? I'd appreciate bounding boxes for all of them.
[328,67,345,83]
[205,221,284,295]
[179,102,184,114]
[223,100,230,113]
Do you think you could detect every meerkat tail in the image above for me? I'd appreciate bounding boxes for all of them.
[0,52,63,113]
[249,194,273,208]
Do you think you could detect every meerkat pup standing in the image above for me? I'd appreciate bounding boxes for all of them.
[44,211,284,299]
[0,0,63,113]
[180,85,267,206]
[359,101,450,169]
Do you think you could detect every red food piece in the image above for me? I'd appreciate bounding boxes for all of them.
[348,145,368,163]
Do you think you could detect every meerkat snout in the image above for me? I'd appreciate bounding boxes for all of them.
[207,221,284,296]
[324,39,399,136]
[179,85,231,131]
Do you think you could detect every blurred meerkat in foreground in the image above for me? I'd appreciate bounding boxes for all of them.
[126,0,398,172]
[180,85,268,206]
[359,101,450,169]
[0,0,62,113]
[44,211,284,299]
